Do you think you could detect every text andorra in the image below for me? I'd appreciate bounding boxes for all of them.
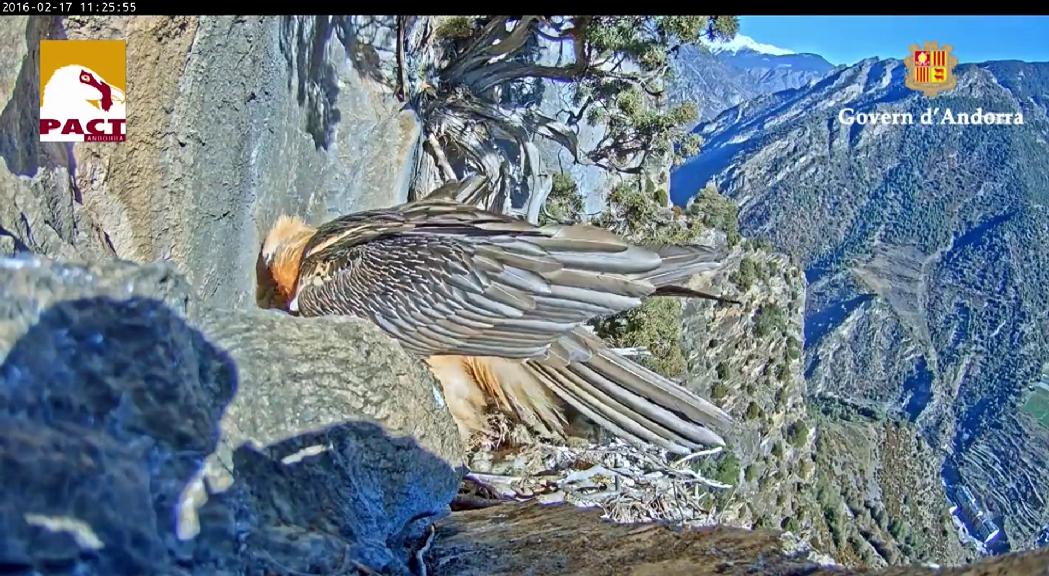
[837,107,1024,126]
[39,117,126,140]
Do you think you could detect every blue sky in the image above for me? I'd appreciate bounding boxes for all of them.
[738,16,1049,65]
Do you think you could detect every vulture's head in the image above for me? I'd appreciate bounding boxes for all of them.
[257,214,315,311]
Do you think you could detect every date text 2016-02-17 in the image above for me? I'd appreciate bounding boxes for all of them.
[1,1,137,14]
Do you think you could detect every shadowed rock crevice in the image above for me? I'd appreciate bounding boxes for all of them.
[214,421,460,575]
[279,15,340,150]
[0,17,73,178]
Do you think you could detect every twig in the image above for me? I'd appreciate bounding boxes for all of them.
[680,474,733,490]
[611,346,652,358]
[414,523,436,576]
[466,472,524,484]
[671,446,724,467]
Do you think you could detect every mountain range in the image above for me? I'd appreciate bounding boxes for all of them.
[668,35,837,129]
[670,48,1049,556]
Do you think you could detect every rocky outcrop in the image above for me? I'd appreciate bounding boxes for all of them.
[0,296,235,574]
[0,257,462,574]
[0,257,192,356]
[428,501,1049,576]
[194,306,464,492]
[680,242,814,531]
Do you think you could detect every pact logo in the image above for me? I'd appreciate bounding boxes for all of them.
[39,39,126,142]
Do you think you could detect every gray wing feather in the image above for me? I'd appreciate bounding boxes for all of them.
[296,217,668,359]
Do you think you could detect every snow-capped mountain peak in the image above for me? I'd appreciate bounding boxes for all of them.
[707,34,795,56]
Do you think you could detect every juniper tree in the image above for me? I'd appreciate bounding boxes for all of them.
[397,15,738,222]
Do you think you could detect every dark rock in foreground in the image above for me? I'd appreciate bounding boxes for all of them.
[0,258,461,574]
[0,297,235,574]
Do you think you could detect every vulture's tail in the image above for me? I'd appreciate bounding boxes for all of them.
[637,244,742,305]
[525,332,733,454]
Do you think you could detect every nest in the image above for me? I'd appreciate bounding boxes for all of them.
[458,414,732,527]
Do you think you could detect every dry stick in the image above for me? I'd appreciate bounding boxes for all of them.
[414,524,437,576]
[672,446,724,467]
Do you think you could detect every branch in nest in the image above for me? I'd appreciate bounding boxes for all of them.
[611,346,652,358]
[671,446,724,467]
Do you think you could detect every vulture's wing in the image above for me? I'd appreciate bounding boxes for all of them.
[293,197,682,360]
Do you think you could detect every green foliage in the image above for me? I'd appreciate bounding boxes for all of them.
[715,360,735,381]
[540,172,585,226]
[730,256,759,291]
[753,303,787,339]
[593,179,710,246]
[585,16,737,67]
[817,478,848,547]
[593,298,686,377]
[574,16,737,170]
[787,420,810,448]
[595,182,659,235]
[799,459,814,479]
[745,401,761,420]
[785,336,802,361]
[1021,386,1049,429]
[771,440,785,458]
[676,134,703,165]
[713,452,741,485]
[434,16,477,40]
[888,518,906,539]
[711,381,729,401]
[686,184,740,246]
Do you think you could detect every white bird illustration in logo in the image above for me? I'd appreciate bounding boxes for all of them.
[40,64,126,123]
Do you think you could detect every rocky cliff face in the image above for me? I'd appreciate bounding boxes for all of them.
[1,16,419,309]
[680,241,814,530]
